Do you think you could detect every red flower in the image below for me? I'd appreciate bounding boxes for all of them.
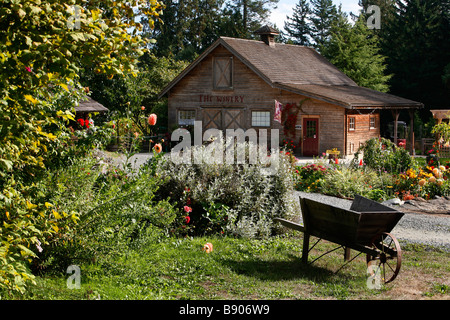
[183,206,192,213]
[153,143,162,153]
[77,119,85,126]
[185,216,190,224]
[148,113,157,126]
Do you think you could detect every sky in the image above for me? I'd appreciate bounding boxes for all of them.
[269,0,363,31]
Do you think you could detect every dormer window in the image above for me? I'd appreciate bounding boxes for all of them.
[213,56,233,90]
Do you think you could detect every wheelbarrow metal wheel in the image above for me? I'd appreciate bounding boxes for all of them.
[366,232,402,284]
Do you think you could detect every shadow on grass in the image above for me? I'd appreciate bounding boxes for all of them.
[220,253,344,284]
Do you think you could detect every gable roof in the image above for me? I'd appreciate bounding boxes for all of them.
[159,37,423,109]
[75,95,109,113]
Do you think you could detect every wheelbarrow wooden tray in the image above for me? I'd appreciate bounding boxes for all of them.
[275,195,404,282]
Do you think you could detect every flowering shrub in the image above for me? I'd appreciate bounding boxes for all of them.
[153,138,298,238]
[282,139,296,151]
[354,137,414,174]
[294,164,328,192]
[394,165,450,199]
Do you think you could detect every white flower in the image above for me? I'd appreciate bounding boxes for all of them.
[36,239,43,253]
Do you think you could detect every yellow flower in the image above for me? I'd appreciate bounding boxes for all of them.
[406,169,417,179]
[432,167,440,177]
[418,179,426,186]
[429,176,436,183]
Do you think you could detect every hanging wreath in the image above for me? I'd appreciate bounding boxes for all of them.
[281,103,299,137]
[281,99,309,138]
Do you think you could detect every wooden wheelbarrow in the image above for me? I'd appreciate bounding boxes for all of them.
[274,195,405,283]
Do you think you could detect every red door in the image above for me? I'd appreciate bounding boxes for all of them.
[303,118,319,156]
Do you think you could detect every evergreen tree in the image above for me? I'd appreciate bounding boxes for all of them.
[284,0,312,45]
[357,0,396,26]
[382,0,450,109]
[309,0,338,49]
[321,15,392,92]
[223,0,279,38]
[149,0,224,61]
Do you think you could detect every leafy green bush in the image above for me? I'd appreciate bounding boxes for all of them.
[153,139,299,238]
[31,153,178,275]
[0,0,163,294]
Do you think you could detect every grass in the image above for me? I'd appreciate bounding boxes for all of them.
[7,234,449,301]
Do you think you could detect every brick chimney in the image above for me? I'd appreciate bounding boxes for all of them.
[254,25,279,47]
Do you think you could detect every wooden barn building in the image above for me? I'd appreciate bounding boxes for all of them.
[159,26,423,157]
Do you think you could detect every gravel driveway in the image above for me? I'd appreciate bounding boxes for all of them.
[294,191,450,252]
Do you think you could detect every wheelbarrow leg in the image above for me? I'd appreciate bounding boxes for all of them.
[344,247,351,261]
[302,233,310,263]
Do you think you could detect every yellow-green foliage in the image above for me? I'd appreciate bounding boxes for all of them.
[0,0,163,294]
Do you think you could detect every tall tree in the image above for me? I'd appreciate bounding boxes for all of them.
[223,0,279,38]
[321,14,392,92]
[309,0,338,49]
[150,0,224,61]
[284,0,312,45]
[357,0,396,26]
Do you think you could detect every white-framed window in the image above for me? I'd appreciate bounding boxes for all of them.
[349,142,355,153]
[369,117,376,129]
[252,111,271,127]
[348,117,355,131]
[178,110,196,126]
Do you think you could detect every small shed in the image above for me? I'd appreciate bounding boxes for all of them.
[159,26,423,157]
[75,95,109,120]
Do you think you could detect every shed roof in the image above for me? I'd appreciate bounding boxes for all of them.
[159,36,423,109]
[75,95,109,113]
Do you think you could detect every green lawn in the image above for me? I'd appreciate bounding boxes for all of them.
[10,234,449,301]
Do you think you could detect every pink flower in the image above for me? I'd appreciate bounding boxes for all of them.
[148,113,157,126]
[183,206,192,213]
[25,67,32,72]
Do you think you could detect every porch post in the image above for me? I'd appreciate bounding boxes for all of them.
[408,109,415,155]
[391,109,400,146]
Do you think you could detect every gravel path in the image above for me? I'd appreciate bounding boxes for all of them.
[294,191,450,252]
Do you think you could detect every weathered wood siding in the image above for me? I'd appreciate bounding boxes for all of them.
[167,44,347,156]
[346,111,380,155]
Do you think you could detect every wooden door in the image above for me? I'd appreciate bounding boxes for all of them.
[223,109,244,130]
[303,118,319,156]
[202,108,244,131]
[203,108,222,130]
